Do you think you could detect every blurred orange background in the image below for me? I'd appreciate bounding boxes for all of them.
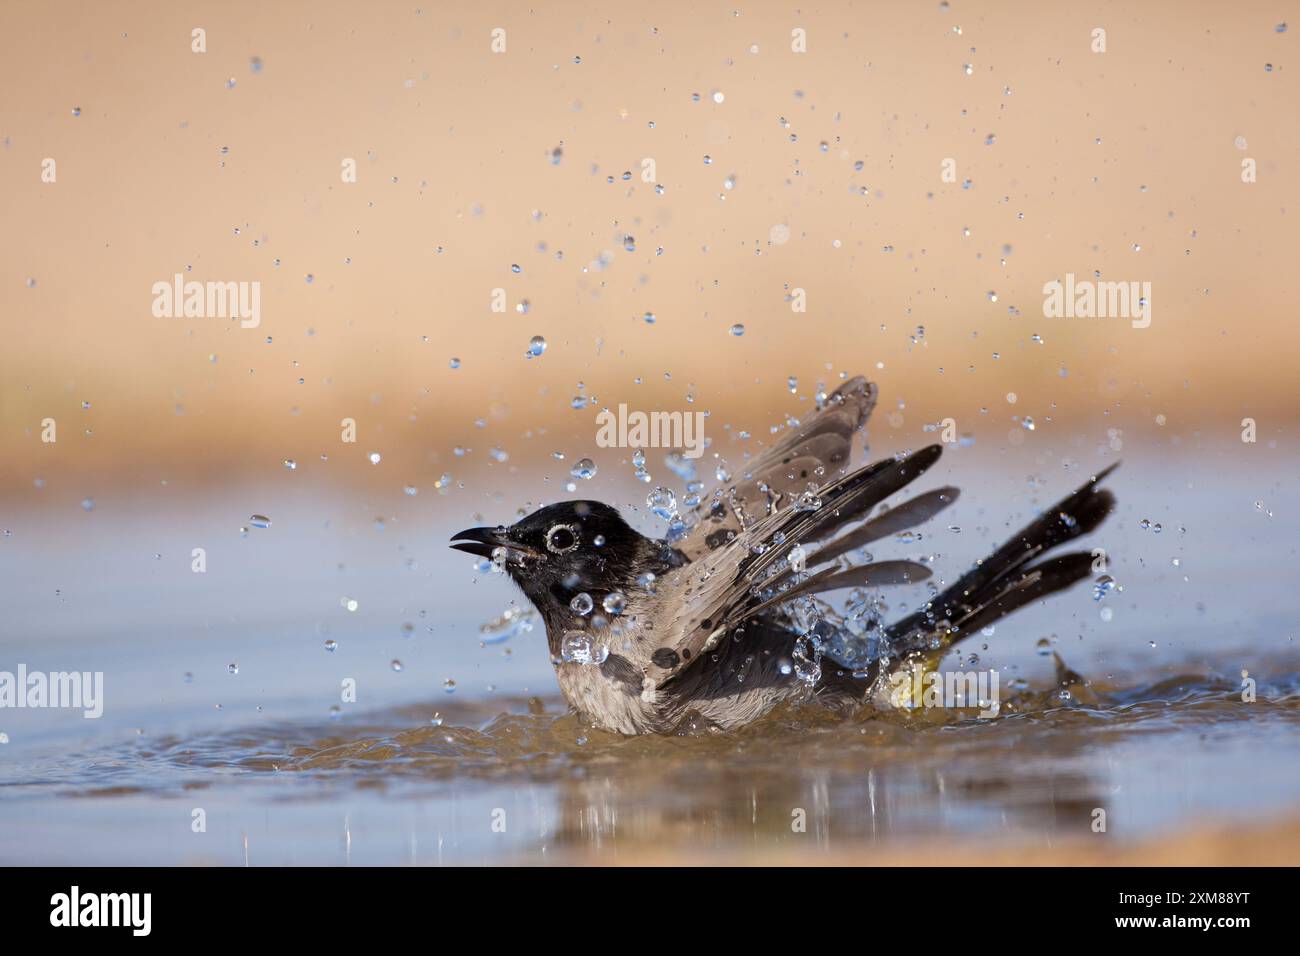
[2,0,1295,503]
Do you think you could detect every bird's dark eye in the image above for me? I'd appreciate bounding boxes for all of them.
[546,524,579,554]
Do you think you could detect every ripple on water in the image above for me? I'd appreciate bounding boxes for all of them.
[3,659,1299,863]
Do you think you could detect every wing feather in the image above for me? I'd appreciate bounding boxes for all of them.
[810,486,959,567]
[675,377,877,560]
[642,444,944,687]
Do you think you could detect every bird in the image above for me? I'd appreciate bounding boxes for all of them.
[451,376,1116,736]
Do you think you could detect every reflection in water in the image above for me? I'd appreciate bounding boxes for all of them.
[4,661,1296,864]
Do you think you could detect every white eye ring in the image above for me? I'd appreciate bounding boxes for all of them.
[546,523,580,555]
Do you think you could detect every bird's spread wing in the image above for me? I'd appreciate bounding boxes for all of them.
[674,376,878,560]
[641,443,947,687]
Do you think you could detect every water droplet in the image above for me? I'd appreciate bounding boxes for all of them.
[570,592,594,615]
[1035,637,1052,656]
[449,357,461,369]
[227,663,239,674]
[788,543,807,573]
[391,659,403,672]
[793,489,822,512]
[602,592,627,615]
[729,323,745,336]
[324,640,337,652]
[248,514,271,529]
[561,631,609,665]
[647,486,678,520]
[528,335,547,356]
[570,458,597,479]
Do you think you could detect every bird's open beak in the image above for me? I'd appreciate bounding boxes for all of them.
[449,526,506,558]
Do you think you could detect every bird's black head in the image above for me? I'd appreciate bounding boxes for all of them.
[450,501,656,624]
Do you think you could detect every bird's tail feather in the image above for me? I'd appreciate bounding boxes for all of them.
[884,464,1117,662]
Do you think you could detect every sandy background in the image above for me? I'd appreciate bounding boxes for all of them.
[1,0,1295,507]
[563,812,1300,866]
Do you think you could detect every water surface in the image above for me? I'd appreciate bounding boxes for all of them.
[2,450,1297,864]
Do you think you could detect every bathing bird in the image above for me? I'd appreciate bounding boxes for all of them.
[452,377,1116,735]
